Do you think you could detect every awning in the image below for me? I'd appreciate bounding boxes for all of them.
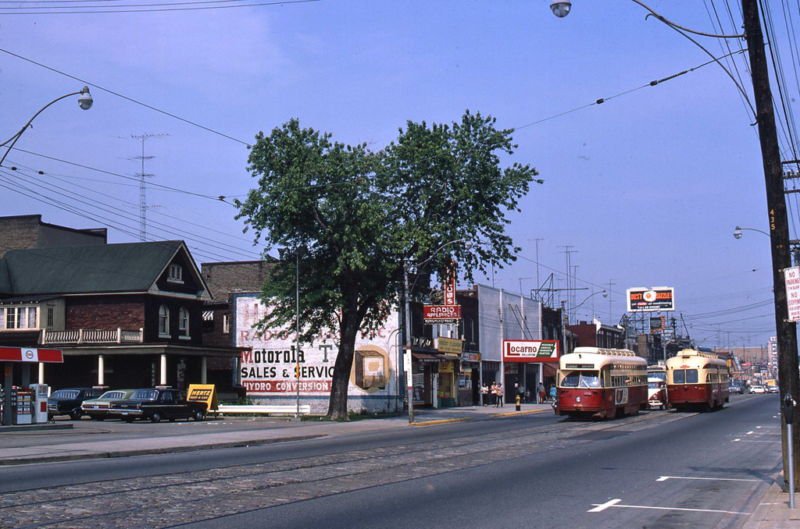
[0,347,63,363]
[412,352,441,363]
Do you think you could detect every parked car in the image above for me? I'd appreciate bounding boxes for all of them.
[48,387,105,420]
[750,385,767,394]
[81,389,136,420]
[110,387,207,423]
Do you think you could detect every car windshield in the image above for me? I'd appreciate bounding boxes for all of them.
[98,391,127,400]
[51,390,80,399]
[648,382,662,389]
[560,371,601,388]
[131,389,158,400]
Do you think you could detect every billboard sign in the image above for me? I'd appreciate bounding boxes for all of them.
[502,340,560,363]
[627,287,675,312]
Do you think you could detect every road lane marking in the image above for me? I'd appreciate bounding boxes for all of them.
[589,502,750,516]
[657,475,760,483]
[588,499,621,512]
[733,438,741,442]
[747,431,754,435]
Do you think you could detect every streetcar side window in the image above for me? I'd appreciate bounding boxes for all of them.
[686,369,699,383]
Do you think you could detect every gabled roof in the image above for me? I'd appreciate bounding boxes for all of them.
[0,241,207,296]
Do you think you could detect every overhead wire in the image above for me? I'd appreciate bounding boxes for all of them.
[0,0,318,14]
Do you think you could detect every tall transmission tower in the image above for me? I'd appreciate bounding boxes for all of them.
[129,133,168,241]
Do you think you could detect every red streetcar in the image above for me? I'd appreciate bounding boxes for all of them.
[555,347,648,419]
[666,349,729,411]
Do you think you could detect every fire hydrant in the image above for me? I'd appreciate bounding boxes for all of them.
[515,394,521,411]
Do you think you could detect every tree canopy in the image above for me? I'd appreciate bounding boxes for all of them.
[237,110,540,419]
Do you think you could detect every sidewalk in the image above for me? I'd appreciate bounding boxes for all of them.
[0,402,551,465]
[743,481,800,528]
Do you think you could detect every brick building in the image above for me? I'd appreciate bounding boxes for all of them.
[0,214,106,257]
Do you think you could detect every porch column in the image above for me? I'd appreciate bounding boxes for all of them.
[97,355,104,386]
[38,362,45,385]
[201,356,207,384]
[160,354,167,385]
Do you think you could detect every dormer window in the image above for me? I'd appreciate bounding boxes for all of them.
[168,264,184,284]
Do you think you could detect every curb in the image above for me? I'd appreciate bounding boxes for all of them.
[0,434,326,466]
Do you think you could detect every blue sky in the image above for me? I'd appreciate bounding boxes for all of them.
[0,1,788,349]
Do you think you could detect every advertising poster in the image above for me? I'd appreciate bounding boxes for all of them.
[234,294,401,412]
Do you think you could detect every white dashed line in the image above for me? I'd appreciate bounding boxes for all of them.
[656,475,760,483]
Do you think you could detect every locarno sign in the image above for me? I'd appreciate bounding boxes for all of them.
[502,340,560,363]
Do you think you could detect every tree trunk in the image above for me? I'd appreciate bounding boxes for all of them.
[327,305,361,420]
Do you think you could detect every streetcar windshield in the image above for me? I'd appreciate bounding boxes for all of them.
[672,369,699,384]
[560,371,601,388]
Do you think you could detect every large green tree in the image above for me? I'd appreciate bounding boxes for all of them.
[237,111,539,420]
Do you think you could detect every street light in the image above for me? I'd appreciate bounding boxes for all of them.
[403,239,467,424]
[0,86,93,168]
[733,225,770,239]
[551,0,800,490]
[550,1,571,18]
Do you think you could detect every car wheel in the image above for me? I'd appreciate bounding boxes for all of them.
[123,417,134,423]
[90,416,105,421]
[150,412,162,423]
[193,410,205,422]
[70,410,82,420]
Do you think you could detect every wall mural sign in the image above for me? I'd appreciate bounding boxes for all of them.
[235,296,398,396]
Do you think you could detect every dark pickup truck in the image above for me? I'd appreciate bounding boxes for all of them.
[110,387,207,423]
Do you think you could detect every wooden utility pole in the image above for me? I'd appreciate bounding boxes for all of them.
[742,0,800,487]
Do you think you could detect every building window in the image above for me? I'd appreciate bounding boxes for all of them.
[222,313,230,335]
[178,307,190,339]
[0,306,38,331]
[167,264,184,283]
[47,307,54,328]
[158,305,170,337]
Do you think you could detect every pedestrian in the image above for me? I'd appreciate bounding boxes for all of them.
[549,384,557,402]
[537,382,546,404]
[480,383,489,406]
[489,382,497,406]
[495,383,504,407]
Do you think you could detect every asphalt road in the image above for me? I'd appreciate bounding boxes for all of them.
[0,395,782,529]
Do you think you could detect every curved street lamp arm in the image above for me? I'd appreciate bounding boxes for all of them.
[0,88,89,167]
[631,0,744,39]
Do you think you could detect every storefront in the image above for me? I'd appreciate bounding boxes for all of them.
[459,351,481,406]
[502,339,560,404]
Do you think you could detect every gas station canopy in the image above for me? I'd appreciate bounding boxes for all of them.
[0,347,63,363]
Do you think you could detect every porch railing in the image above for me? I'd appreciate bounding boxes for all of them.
[41,328,144,345]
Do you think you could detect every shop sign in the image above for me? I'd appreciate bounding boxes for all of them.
[443,265,457,305]
[0,347,63,363]
[187,384,218,411]
[423,304,461,323]
[412,336,434,349]
[436,337,463,354]
[626,286,675,312]
[502,340,560,363]
[461,352,481,363]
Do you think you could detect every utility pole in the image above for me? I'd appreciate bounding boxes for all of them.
[743,0,799,487]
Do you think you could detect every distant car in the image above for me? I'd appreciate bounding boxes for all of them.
[767,385,779,394]
[110,387,207,423]
[48,387,105,420]
[81,389,135,420]
[648,378,668,410]
[728,383,744,395]
[750,385,767,394]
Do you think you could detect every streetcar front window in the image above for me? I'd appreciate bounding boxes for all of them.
[672,369,699,384]
[560,371,600,388]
